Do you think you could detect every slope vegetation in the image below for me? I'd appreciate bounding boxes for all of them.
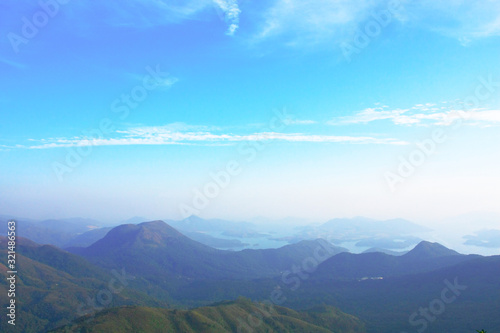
[51,298,366,333]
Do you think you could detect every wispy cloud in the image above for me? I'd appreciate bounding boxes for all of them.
[124,122,220,133]
[283,119,317,125]
[126,71,179,89]
[249,0,500,47]
[251,0,376,47]
[0,57,26,69]
[29,1,500,47]
[406,0,500,41]
[0,144,12,151]
[213,0,241,36]
[21,124,408,149]
[329,103,500,127]
[74,0,237,35]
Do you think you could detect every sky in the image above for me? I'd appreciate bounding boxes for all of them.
[0,0,500,226]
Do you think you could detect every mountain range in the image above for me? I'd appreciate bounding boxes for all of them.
[1,217,499,332]
[68,221,347,295]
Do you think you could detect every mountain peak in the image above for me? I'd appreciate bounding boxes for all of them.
[404,241,460,259]
[120,216,149,224]
[139,220,173,228]
[83,220,188,254]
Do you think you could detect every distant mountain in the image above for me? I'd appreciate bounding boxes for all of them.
[402,241,460,260]
[313,241,476,281]
[167,215,256,234]
[65,225,249,250]
[0,214,39,224]
[221,229,269,238]
[182,231,249,249]
[362,248,407,256]
[119,216,149,224]
[320,217,431,237]
[463,229,500,248]
[290,217,432,250]
[249,216,316,232]
[354,236,421,249]
[70,221,346,300]
[62,227,113,248]
[292,254,500,333]
[0,216,104,247]
[440,211,500,231]
[38,217,102,232]
[0,236,165,333]
[50,298,366,333]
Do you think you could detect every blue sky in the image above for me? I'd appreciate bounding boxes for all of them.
[1,0,499,224]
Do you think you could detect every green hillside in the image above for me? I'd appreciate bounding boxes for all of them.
[0,237,167,333]
[51,298,366,333]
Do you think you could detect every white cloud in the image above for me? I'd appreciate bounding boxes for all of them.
[74,0,239,36]
[156,76,179,89]
[283,119,317,125]
[249,0,500,47]
[126,71,179,89]
[23,124,408,149]
[329,103,500,127]
[213,0,241,36]
[40,1,500,45]
[123,123,220,133]
[406,0,500,41]
[251,0,376,47]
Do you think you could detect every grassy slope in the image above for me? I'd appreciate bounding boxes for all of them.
[0,238,167,333]
[51,298,366,333]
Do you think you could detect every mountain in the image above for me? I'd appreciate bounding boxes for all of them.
[320,217,431,237]
[354,235,422,249]
[70,221,346,302]
[440,211,500,231]
[65,225,248,250]
[0,236,166,333]
[0,214,38,224]
[402,240,460,260]
[312,241,477,281]
[167,215,256,234]
[182,231,249,249]
[119,216,150,224]
[37,218,102,233]
[463,229,500,248]
[149,246,500,332]
[362,247,407,256]
[290,255,500,333]
[290,217,432,251]
[1,216,105,247]
[50,298,366,333]
[62,226,113,248]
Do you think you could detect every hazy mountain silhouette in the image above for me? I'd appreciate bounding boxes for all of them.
[312,241,476,280]
[70,221,347,294]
